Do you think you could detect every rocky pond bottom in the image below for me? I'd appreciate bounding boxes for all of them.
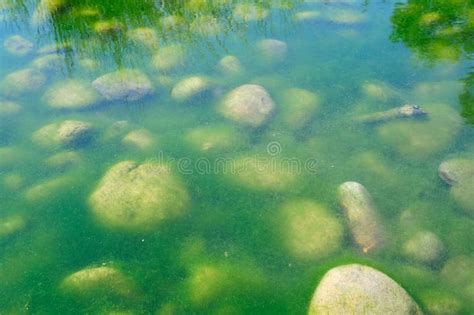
[1,0,474,314]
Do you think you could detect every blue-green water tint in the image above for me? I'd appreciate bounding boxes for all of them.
[1,0,474,313]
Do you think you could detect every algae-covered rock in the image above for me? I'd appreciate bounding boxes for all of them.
[190,15,222,36]
[92,69,154,102]
[361,81,400,102]
[185,125,243,153]
[402,231,445,265]
[0,146,23,169]
[309,264,422,315]
[127,27,158,48]
[61,266,137,300]
[295,11,321,22]
[43,80,100,109]
[2,68,46,95]
[32,120,94,148]
[233,3,269,21]
[279,88,321,128]
[25,175,76,203]
[30,0,66,27]
[377,103,461,159]
[151,44,186,72]
[441,256,474,288]
[2,173,24,190]
[171,76,212,102]
[31,53,63,74]
[89,161,189,232]
[93,20,124,34]
[451,178,474,217]
[228,156,299,191]
[0,101,21,117]
[217,55,244,76]
[45,151,82,170]
[3,35,33,56]
[420,290,462,315]
[37,42,71,55]
[337,181,385,253]
[0,215,26,240]
[439,158,474,186]
[279,199,343,260]
[219,84,275,127]
[256,39,287,63]
[122,129,155,150]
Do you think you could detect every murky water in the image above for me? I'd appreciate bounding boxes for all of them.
[1,0,473,314]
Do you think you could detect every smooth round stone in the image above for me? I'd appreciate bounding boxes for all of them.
[0,101,21,117]
[61,266,136,300]
[228,156,299,191]
[122,129,155,150]
[279,88,321,128]
[441,256,474,288]
[43,80,100,109]
[233,3,269,21]
[403,231,445,265]
[0,214,26,240]
[127,27,158,48]
[2,68,46,95]
[151,44,186,71]
[31,54,63,74]
[377,103,461,159]
[92,69,154,102]
[256,39,288,62]
[3,35,33,56]
[89,161,189,232]
[32,120,94,148]
[217,55,244,76]
[190,16,222,36]
[280,199,343,260]
[93,20,124,34]
[171,76,212,102]
[44,151,82,170]
[451,178,474,216]
[338,181,385,253]
[185,125,243,153]
[438,158,474,186]
[309,264,422,315]
[219,84,275,127]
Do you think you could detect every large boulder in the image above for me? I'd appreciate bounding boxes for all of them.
[32,120,94,148]
[2,68,46,95]
[89,161,189,232]
[92,69,154,102]
[279,199,343,260]
[60,266,137,300]
[43,80,100,109]
[3,35,33,56]
[171,76,212,102]
[219,84,275,127]
[309,264,422,315]
[337,181,385,253]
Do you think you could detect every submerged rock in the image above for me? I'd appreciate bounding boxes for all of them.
[30,0,67,27]
[309,264,422,314]
[324,9,366,24]
[233,3,269,21]
[43,80,100,109]
[354,105,427,124]
[279,88,321,128]
[0,101,21,117]
[92,69,154,102]
[37,42,71,55]
[2,68,46,95]
[295,11,321,22]
[89,161,189,232]
[127,27,158,48]
[190,16,222,36]
[439,158,474,216]
[0,147,24,169]
[403,231,445,265]
[0,215,26,240]
[32,120,94,148]
[3,35,34,56]
[219,84,275,127]
[228,156,299,191]
[122,129,155,150]
[217,55,244,76]
[420,291,462,315]
[361,81,400,102]
[337,181,385,253]
[450,178,474,217]
[25,175,75,203]
[93,20,124,34]
[280,199,343,260]
[185,125,243,153]
[45,151,82,170]
[61,266,137,300]
[171,76,212,102]
[256,39,287,63]
[31,54,63,74]
[441,256,474,288]
[2,173,24,190]
[151,44,186,72]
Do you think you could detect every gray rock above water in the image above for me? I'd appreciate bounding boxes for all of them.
[309,264,422,315]
[337,181,385,253]
[92,69,154,102]
[219,84,275,127]
[3,35,34,56]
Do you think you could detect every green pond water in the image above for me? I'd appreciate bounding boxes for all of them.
[1,0,474,314]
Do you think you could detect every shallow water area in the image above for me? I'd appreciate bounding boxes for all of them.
[1,0,474,314]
